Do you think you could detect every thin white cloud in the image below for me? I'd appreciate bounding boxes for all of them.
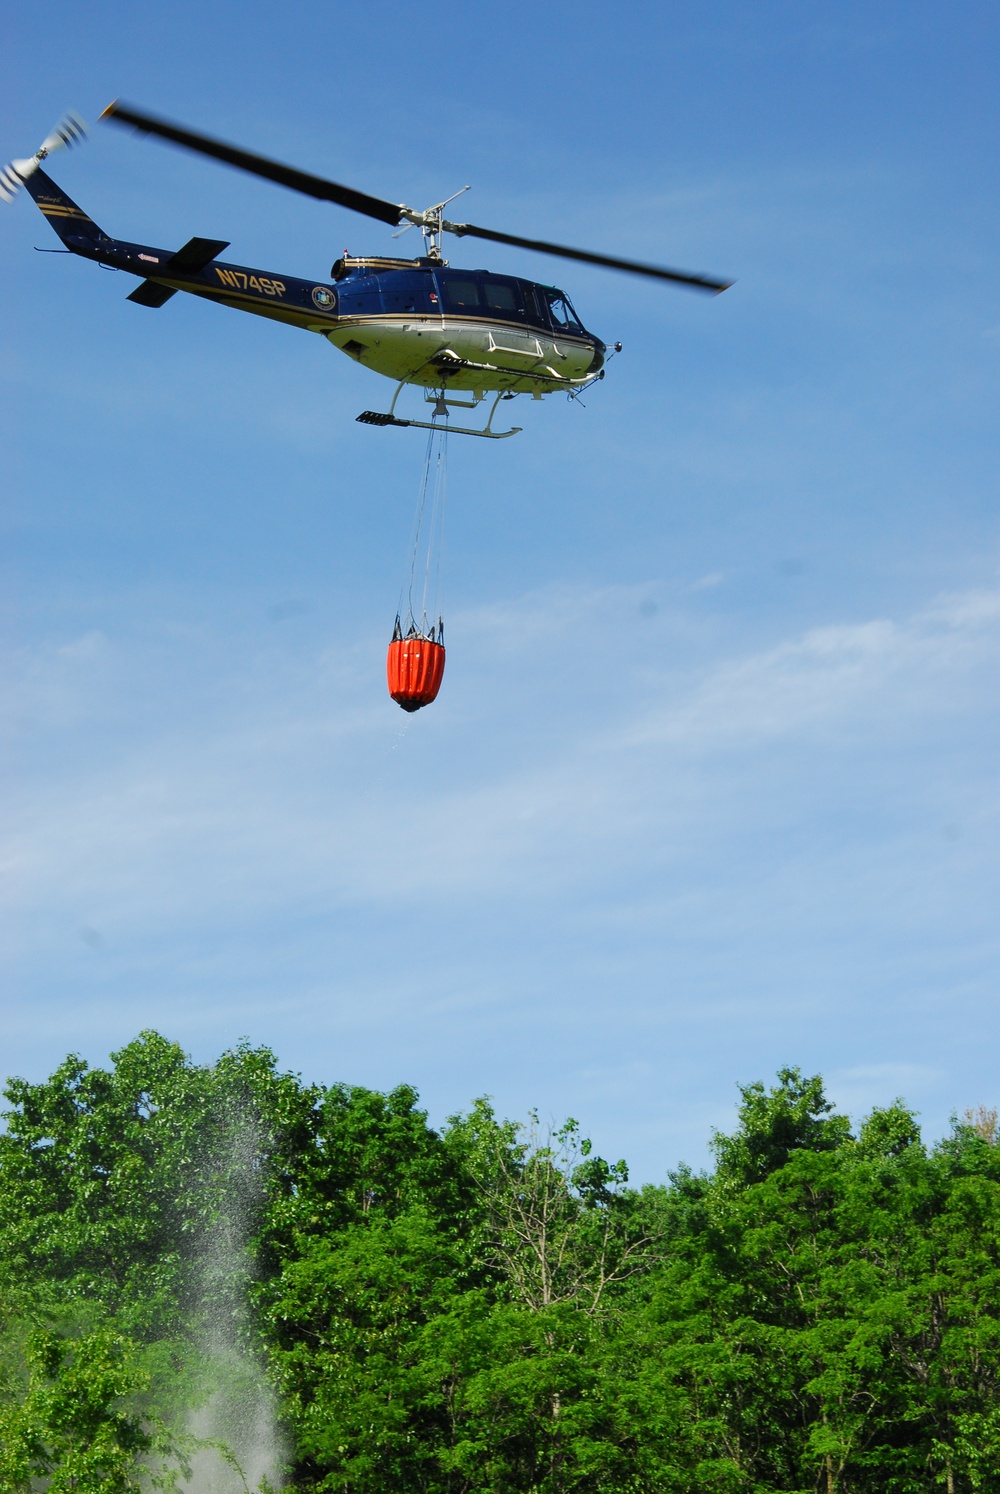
[4,576,999,949]
[622,586,1000,753]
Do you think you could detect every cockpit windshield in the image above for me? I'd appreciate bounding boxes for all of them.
[543,289,584,331]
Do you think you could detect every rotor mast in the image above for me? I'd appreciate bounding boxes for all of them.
[395,185,471,261]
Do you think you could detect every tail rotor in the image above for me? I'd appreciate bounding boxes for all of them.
[1,112,87,202]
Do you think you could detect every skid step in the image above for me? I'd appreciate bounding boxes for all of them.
[357,410,407,426]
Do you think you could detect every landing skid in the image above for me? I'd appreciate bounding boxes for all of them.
[357,387,522,440]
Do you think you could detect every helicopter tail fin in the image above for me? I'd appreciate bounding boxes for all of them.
[20,166,108,246]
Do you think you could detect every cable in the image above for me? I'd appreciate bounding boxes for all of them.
[399,419,448,639]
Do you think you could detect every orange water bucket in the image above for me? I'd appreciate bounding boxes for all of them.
[386,635,446,712]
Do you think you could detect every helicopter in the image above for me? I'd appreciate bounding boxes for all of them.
[3,104,732,439]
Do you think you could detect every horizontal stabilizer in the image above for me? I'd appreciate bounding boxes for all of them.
[126,237,230,307]
[165,236,230,273]
[127,280,178,307]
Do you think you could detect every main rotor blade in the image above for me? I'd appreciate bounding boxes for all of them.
[449,221,732,293]
[100,102,731,291]
[100,101,403,227]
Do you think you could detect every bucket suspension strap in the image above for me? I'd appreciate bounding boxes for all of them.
[399,423,447,639]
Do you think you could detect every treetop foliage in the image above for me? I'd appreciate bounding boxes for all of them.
[2,1036,999,1493]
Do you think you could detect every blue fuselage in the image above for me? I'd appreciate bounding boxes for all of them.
[25,168,605,396]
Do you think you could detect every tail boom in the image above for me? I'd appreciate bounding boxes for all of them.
[20,169,343,334]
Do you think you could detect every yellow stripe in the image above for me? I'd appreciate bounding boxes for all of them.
[163,280,317,327]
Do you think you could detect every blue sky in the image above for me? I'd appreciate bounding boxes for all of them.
[3,1,999,1179]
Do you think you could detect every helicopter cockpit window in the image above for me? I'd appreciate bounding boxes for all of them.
[441,277,482,310]
[544,290,584,331]
[483,279,523,314]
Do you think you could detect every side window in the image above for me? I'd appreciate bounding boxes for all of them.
[381,274,432,314]
[441,277,482,311]
[544,290,583,331]
[483,279,523,315]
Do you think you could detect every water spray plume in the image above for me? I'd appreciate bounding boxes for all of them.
[182,1100,287,1493]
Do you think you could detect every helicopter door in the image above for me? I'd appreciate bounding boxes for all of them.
[483,278,543,359]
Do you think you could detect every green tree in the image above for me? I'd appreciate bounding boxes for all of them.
[6,1039,1000,1494]
[711,1066,853,1189]
[0,1032,316,1492]
[0,1326,187,1494]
